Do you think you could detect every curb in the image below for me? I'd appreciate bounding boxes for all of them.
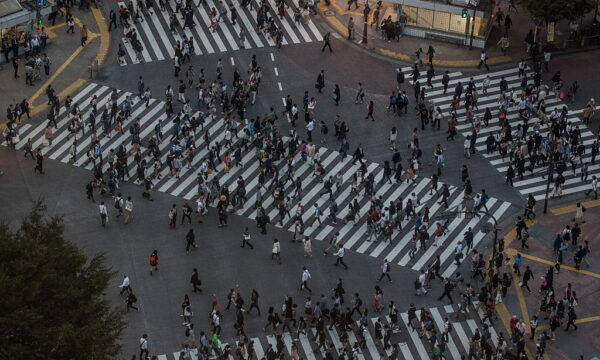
[315,3,600,68]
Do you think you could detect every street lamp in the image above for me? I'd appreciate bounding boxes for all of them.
[362,5,370,44]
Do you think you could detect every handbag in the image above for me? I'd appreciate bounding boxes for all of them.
[559,90,564,99]
[42,139,49,147]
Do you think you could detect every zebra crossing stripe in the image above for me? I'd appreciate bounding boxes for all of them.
[231,0,264,47]
[49,86,116,160]
[156,355,168,360]
[196,2,228,52]
[206,0,240,50]
[149,9,176,58]
[396,191,462,267]
[11,83,518,278]
[136,6,169,59]
[297,333,317,360]
[252,337,265,359]
[267,0,300,44]
[400,312,429,360]
[16,83,99,150]
[429,307,461,360]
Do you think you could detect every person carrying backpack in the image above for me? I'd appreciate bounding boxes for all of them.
[126,288,139,311]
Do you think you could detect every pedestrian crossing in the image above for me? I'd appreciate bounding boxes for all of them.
[118,0,322,66]
[411,66,599,201]
[153,302,503,360]
[6,82,513,277]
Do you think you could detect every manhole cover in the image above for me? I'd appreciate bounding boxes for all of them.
[324,10,335,16]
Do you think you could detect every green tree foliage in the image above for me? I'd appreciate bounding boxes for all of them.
[514,0,595,23]
[0,201,126,360]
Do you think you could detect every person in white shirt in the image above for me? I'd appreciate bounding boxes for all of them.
[585,175,598,199]
[477,50,489,71]
[271,238,282,264]
[139,334,149,359]
[306,119,314,143]
[333,246,348,269]
[454,241,464,265]
[300,267,312,294]
[119,275,131,295]
[481,75,491,95]
[99,201,108,227]
[416,270,427,295]
[124,196,133,223]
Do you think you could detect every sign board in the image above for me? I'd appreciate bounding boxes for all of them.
[37,0,45,7]
[547,22,555,42]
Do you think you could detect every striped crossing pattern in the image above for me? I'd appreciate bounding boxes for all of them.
[153,303,502,360]
[415,66,598,201]
[5,83,513,277]
[118,0,322,66]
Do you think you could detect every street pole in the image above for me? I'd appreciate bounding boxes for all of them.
[362,5,369,44]
[469,6,477,50]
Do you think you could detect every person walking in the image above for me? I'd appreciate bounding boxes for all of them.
[139,334,149,360]
[241,226,254,249]
[300,266,312,294]
[186,229,197,254]
[113,192,124,218]
[190,268,202,293]
[149,250,158,275]
[272,238,282,264]
[521,265,534,293]
[119,275,131,295]
[302,236,312,257]
[333,245,348,269]
[108,8,117,31]
[438,278,453,304]
[585,175,598,199]
[247,289,261,315]
[169,204,178,229]
[125,288,139,312]
[99,201,108,227]
[376,259,392,282]
[80,25,88,46]
[565,306,578,331]
[34,148,45,174]
[477,50,489,71]
[321,32,332,52]
[124,196,133,223]
[365,101,374,121]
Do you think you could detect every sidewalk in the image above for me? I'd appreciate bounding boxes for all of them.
[0,5,109,129]
[498,199,600,359]
[316,0,599,67]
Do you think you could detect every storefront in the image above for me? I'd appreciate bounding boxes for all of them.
[392,0,494,48]
[1,0,55,62]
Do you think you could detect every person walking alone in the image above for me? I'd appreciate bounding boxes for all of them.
[139,334,149,360]
[272,238,282,264]
[186,229,197,254]
[377,259,392,282]
[190,268,202,293]
[321,32,333,52]
[169,204,178,229]
[333,245,348,269]
[241,226,254,249]
[300,266,312,294]
[99,201,108,227]
[124,196,133,223]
